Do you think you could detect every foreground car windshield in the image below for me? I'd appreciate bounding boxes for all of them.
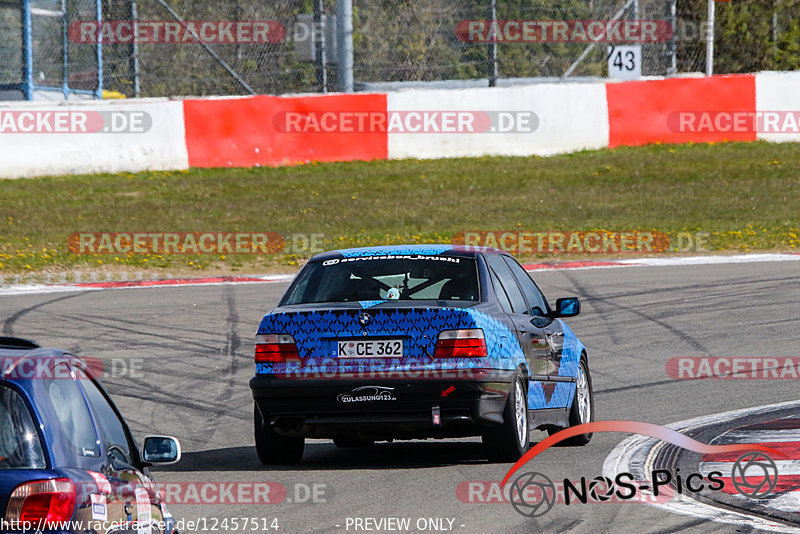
[281,256,479,305]
[0,384,46,469]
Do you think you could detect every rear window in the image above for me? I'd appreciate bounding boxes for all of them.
[0,384,46,469]
[281,255,479,305]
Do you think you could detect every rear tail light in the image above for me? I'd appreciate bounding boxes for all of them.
[433,329,487,358]
[5,478,76,526]
[255,334,300,363]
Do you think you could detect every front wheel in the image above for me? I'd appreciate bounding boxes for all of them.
[482,369,530,462]
[254,404,305,465]
[548,355,594,446]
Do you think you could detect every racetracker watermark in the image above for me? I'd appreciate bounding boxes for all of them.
[669,111,800,134]
[1,518,281,534]
[456,19,673,43]
[273,111,538,134]
[261,366,491,382]
[452,231,711,254]
[456,478,675,506]
[72,478,325,505]
[667,357,800,379]
[0,110,150,134]
[67,232,324,255]
[0,356,143,380]
[69,20,285,44]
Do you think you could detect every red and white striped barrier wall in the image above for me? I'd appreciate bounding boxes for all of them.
[182,93,387,168]
[0,99,189,178]
[2,71,800,178]
[386,83,609,159]
[755,71,800,144]
[606,74,757,147]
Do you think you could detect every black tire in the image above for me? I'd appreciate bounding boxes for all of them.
[482,369,530,462]
[333,437,374,448]
[254,404,304,465]
[548,355,594,446]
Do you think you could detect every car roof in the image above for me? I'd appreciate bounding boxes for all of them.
[0,336,39,351]
[0,338,80,385]
[310,244,504,261]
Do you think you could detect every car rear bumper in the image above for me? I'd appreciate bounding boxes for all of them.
[250,369,516,440]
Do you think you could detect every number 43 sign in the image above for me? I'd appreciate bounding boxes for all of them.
[607,45,641,80]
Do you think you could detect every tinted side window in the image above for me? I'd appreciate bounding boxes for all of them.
[488,267,513,313]
[44,363,99,458]
[0,385,46,469]
[485,254,527,315]
[503,255,549,314]
[80,373,132,459]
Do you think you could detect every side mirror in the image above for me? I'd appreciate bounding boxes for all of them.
[529,307,551,328]
[554,297,580,318]
[142,435,182,465]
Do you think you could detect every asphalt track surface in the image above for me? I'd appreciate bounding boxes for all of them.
[1,260,799,534]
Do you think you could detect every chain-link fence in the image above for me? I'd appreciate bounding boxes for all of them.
[0,2,24,99]
[4,0,800,100]
[0,0,101,100]
[101,0,691,96]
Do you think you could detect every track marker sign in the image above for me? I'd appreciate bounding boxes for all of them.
[607,45,641,80]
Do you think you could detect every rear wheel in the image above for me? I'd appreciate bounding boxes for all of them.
[482,369,530,462]
[254,404,304,465]
[548,355,594,446]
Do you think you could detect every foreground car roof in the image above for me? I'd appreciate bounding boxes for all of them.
[0,347,80,383]
[310,244,503,261]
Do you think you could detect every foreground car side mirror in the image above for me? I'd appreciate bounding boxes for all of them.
[142,435,182,465]
[553,297,580,318]
[529,307,551,327]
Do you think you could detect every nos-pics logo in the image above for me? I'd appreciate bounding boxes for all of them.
[499,421,783,518]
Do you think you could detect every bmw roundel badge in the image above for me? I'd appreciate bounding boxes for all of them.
[357,312,372,327]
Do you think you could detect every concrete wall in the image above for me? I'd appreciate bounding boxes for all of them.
[0,99,188,178]
[1,71,798,178]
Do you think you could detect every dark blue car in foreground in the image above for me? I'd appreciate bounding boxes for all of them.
[251,245,594,464]
[0,337,180,533]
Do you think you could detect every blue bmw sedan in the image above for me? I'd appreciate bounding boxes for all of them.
[251,245,594,465]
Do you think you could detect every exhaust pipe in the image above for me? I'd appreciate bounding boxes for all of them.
[273,416,305,432]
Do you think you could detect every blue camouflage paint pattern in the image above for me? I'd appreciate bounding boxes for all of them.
[257,307,519,375]
[337,245,455,257]
[358,300,387,308]
[256,306,581,410]
[527,322,585,410]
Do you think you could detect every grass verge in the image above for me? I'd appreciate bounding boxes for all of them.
[1,141,798,276]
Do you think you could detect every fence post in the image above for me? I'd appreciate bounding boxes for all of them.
[667,0,677,75]
[336,0,353,93]
[314,0,327,93]
[487,0,497,87]
[130,0,140,97]
[96,0,103,98]
[61,0,68,99]
[22,0,34,100]
[96,0,103,100]
[706,0,714,76]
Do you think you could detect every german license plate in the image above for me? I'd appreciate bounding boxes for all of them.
[336,339,403,358]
